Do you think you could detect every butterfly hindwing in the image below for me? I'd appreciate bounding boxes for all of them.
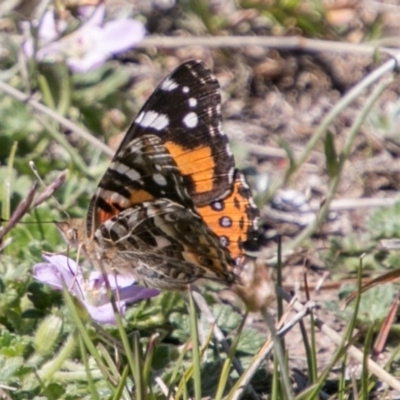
[196,170,259,262]
[94,199,237,289]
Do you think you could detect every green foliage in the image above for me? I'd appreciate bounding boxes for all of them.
[182,0,227,34]
[324,234,376,274]
[240,0,328,37]
[335,283,396,325]
[367,201,400,239]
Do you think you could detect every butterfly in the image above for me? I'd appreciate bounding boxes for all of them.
[59,60,259,290]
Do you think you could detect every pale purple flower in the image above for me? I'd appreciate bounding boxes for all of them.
[33,255,158,324]
[23,4,145,73]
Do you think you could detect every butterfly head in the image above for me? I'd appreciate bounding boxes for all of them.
[55,219,86,249]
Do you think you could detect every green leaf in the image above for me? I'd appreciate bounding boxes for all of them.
[152,344,180,370]
[324,130,339,178]
[42,383,65,399]
[72,65,130,106]
[38,62,72,116]
[334,284,395,326]
[207,303,242,332]
[34,315,63,356]
[0,354,25,380]
[236,328,265,356]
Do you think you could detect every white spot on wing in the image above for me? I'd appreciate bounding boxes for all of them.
[161,77,178,91]
[225,142,233,156]
[153,173,168,186]
[183,112,198,128]
[219,236,229,247]
[188,98,197,107]
[95,188,131,208]
[218,122,225,135]
[110,192,131,207]
[154,235,172,248]
[249,197,257,210]
[112,162,141,181]
[182,86,189,93]
[208,126,216,137]
[211,201,223,211]
[136,111,169,131]
[220,216,232,227]
[125,168,142,182]
[136,112,145,124]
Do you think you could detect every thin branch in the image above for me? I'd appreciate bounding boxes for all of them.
[260,196,400,227]
[138,36,396,56]
[310,196,400,212]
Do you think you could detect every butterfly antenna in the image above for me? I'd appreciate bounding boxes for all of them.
[29,160,70,220]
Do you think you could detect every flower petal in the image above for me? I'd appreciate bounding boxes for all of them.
[66,51,108,73]
[33,263,64,290]
[107,274,137,289]
[84,302,124,324]
[79,4,105,27]
[98,20,145,55]
[33,255,158,325]
[86,271,137,290]
[35,255,84,299]
[67,19,145,72]
[38,11,59,41]
[115,285,159,303]
[41,254,79,274]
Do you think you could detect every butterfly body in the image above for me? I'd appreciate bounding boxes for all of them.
[64,60,259,290]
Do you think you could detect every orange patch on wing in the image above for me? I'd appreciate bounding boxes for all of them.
[93,190,155,234]
[165,141,215,194]
[94,190,154,227]
[196,175,253,260]
[96,201,119,224]
[129,189,154,204]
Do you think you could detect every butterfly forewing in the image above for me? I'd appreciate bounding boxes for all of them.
[118,60,235,206]
[87,135,194,236]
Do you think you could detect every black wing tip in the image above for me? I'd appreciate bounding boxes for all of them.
[171,60,218,85]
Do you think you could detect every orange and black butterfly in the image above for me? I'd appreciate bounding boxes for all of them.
[61,60,259,290]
